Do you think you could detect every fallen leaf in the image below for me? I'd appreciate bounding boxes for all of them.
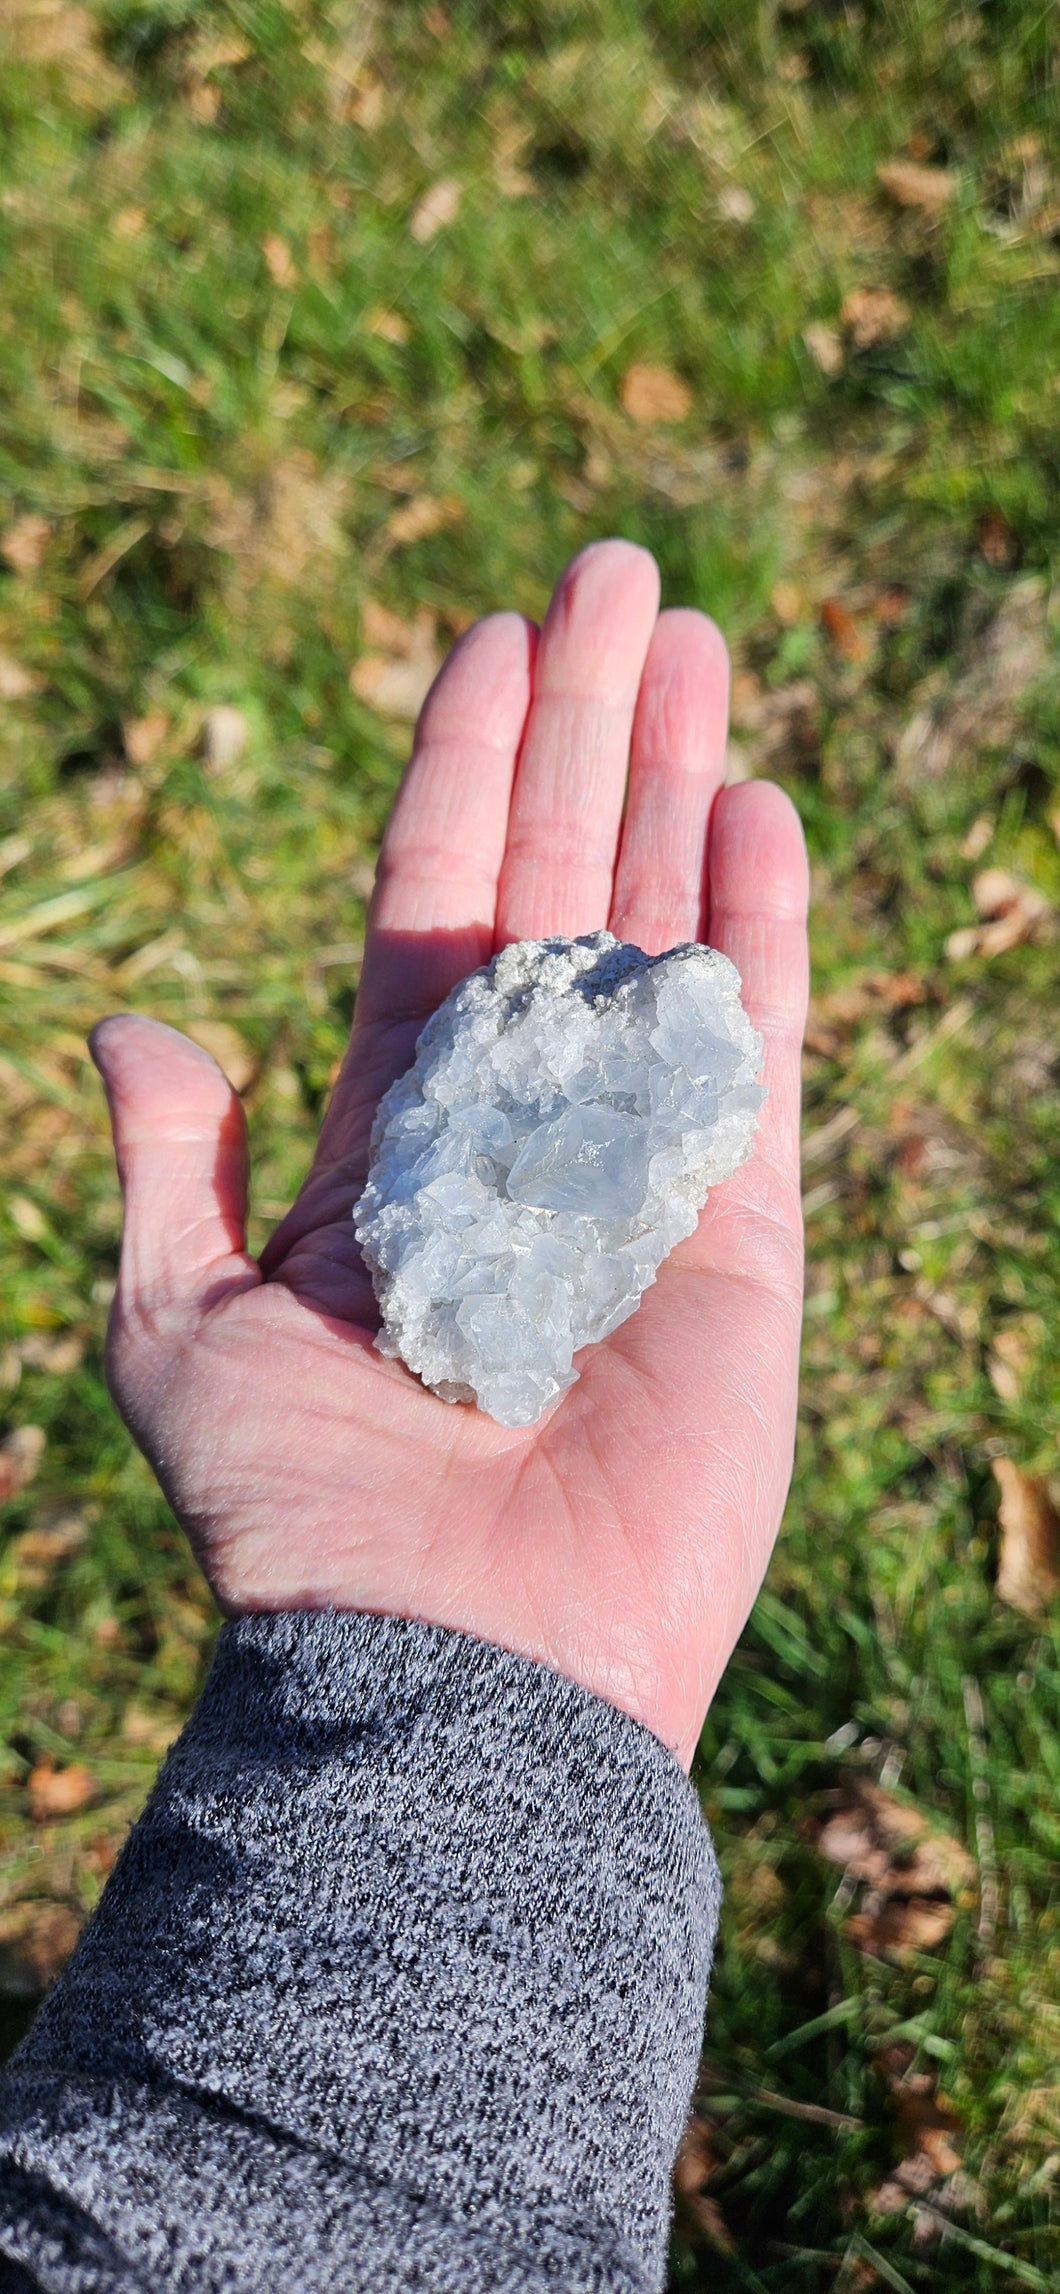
[183,1019,257,1094]
[345,74,384,129]
[673,2116,734,2251]
[493,121,535,199]
[0,1424,45,1502]
[384,492,464,547]
[803,322,844,377]
[123,708,170,767]
[620,362,693,424]
[186,32,250,76]
[201,704,249,773]
[0,651,42,700]
[960,814,994,862]
[10,1507,88,1589]
[873,585,909,625]
[188,77,219,122]
[28,1761,97,1820]
[10,1195,47,1243]
[113,204,145,240]
[817,1780,975,1960]
[840,285,911,347]
[727,675,819,776]
[361,601,438,658]
[0,1901,82,1999]
[770,580,805,626]
[3,0,129,109]
[993,1457,1060,1616]
[946,866,1050,960]
[1,513,51,574]
[820,597,869,661]
[717,182,754,222]
[978,510,1018,568]
[877,159,957,212]
[351,603,441,720]
[350,652,439,722]
[366,307,410,344]
[409,178,461,244]
[987,1321,1040,1404]
[121,1704,183,1755]
[848,1896,957,1953]
[262,234,297,288]
[805,970,928,1052]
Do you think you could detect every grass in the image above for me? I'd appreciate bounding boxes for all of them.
[1,0,1059,2283]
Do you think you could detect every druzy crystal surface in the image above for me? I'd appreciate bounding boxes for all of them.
[355,931,765,1428]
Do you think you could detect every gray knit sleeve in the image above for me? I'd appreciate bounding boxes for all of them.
[0,1612,720,2293]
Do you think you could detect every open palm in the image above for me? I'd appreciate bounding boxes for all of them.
[93,541,808,1766]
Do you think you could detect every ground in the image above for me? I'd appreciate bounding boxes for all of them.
[1,3,1059,2287]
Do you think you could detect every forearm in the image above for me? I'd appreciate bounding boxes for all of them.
[0,1612,719,2294]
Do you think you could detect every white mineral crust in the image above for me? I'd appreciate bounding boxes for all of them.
[354,931,765,1428]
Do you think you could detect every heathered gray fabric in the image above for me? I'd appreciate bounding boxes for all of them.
[0,1612,720,2293]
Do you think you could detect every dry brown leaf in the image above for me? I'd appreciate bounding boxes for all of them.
[818,1780,975,1960]
[728,674,819,778]
[877,159,957,212]
[993,1457,1060,1615]
[344,73,384,129]
[10,1507,88,1589]
[351,603,441,721]
[960,814,994,862]
[182,1019,257,1094]
[186,32,249,77]
[361,601,437,658]
[619,362,693,425]
[978,510,1018,569]
[946,866,1050,960]
[28,1761,97,1820]
[0,651,42,700]
[849,1896,957,1954]
[201,704,249,774]
[987,1321,1040,1404]
[805,970,927,1053]
[873,585,909,626]
[1,513,51,574]
[122,1704,183,1755]
[0,1424,45,1502]
[0,1900,82,1999]
[205,452,348,592]
[840,285,911,347]
[819,1781,976,1897]
[19,1322,84,1368]
[262,233,297,288]
[820,597,869,661]
[1,0,128,110]
[770,581,805,626]
[188,80,219,123]
[123,708,170,767]
[673,2116,734,2251]
[351,653,439,721]
[366,307,410,344]
[803,322,844,377]
[384,492,464,547]
[409,178,461,244]
[717,182,754,223]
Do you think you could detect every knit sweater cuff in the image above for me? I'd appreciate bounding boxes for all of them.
[0,1611,720,2293]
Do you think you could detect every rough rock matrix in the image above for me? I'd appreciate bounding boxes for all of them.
[355,931,765,1427]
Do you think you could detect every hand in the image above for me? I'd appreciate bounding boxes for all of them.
[91,540,808,1767]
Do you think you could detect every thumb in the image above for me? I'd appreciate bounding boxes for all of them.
[90,1013,257,1327]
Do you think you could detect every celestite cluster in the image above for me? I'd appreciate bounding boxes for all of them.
[355,931,765,1428]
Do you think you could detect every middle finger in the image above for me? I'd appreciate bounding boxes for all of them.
[493,538,660,945]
